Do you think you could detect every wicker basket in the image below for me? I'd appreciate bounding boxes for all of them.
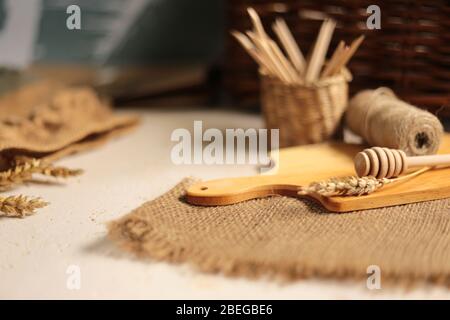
[261,70,351,147]
[225,0,450,116]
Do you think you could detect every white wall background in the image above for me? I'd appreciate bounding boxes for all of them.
[0,0,42,68]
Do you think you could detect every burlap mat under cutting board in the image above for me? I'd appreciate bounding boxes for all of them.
[109,178,450,286]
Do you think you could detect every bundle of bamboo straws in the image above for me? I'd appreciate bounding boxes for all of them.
[232,8,365,85]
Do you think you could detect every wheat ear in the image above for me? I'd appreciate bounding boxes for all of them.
[0,158,83,189]
[0,195,48,218]
[298,167,430,197]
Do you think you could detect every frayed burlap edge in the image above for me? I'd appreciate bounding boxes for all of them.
[108,178,450,287]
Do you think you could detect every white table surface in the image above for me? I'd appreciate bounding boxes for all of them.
[1,107,449,299]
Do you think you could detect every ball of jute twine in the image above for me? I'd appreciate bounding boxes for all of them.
[346,88,443,156]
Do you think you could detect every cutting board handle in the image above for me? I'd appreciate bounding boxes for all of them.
[186,177,300,206]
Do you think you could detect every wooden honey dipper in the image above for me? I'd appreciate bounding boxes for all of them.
[354,147,450,178]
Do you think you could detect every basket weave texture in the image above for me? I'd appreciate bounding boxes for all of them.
[261,72,350,147]
[225,0,450,115]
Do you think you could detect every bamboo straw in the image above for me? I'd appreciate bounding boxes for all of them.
[247,7,267,39]
[269,41,300,83]
[246,8,293,83]
[331,35,365,75]
[272,18,306,74]
[329,46,349,76]
[321,40,345,78]
[246,31,291,83]
[304,19,336,83]
[245,31,282,80]
[231,7,364,85]
[230,31,273,74]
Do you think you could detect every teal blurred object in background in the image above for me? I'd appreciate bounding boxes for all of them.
[0,0,225,66]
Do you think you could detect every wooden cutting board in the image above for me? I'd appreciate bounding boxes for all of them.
[186,134,450,212]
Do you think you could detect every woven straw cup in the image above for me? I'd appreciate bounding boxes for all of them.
[260,70,352,147]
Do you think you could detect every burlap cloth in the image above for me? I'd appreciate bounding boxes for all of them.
[109,178,450,286]
[0,81,138,168]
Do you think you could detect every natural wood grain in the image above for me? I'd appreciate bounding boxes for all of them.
[186,134,450,212]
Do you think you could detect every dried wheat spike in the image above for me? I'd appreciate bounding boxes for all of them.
[0,195,48,218]
[0,160,37,187]
[298,176,392,197]
[38,163,84,178]
[298,167,430,198]
[0,157,83,189]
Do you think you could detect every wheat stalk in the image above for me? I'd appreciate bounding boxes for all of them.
[0,157,82,217]
[0,157,83,189]
[0,195,48,218]
[298,167,430,197]
[299,176,391,197]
